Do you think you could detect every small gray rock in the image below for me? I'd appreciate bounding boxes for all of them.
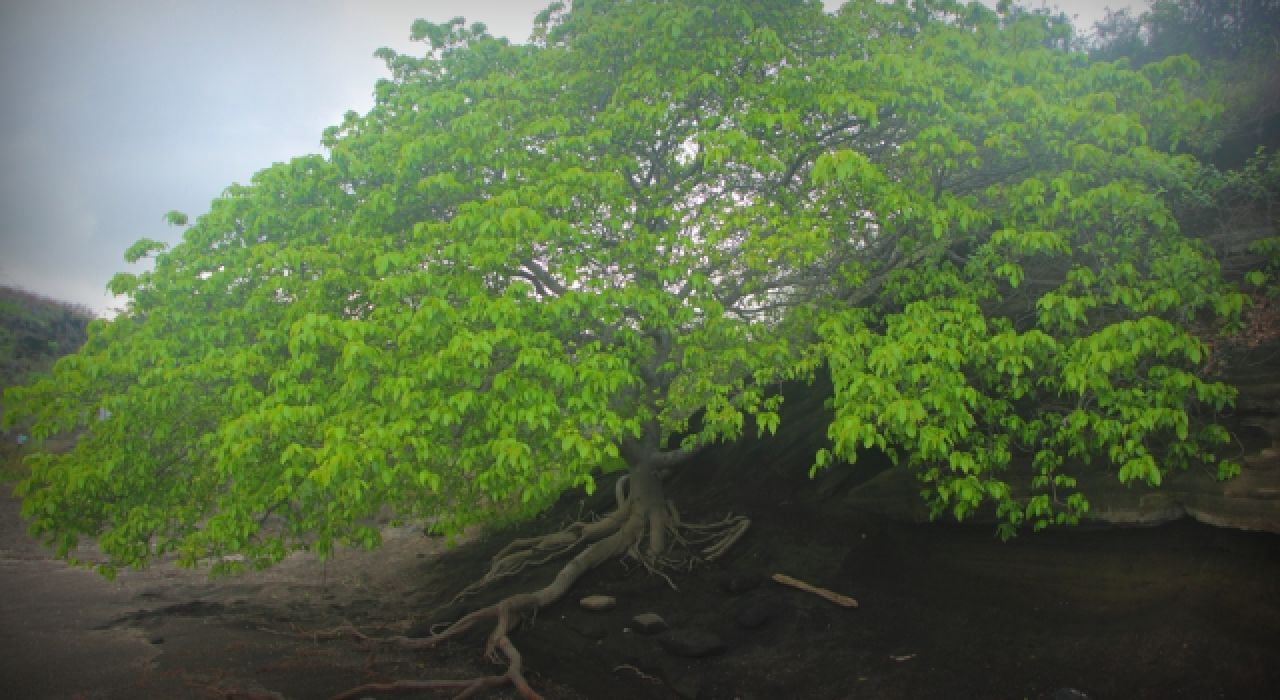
[1046,690,1092,700]
[660,630,726,658]
[632,612,668,634]
[148,636,164,644]
[579,595,617,611]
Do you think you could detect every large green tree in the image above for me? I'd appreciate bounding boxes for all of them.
[4,1,1254,696]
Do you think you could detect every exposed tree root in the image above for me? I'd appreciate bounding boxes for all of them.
[328,635,541,700]
[327,469,750,700]
[449,475,637,604]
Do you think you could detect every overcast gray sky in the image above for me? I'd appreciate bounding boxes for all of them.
[0,0,1141,315]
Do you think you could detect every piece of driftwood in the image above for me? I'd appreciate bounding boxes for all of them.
[771,573,859,608]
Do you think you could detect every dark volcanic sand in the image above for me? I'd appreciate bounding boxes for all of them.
[3,405,1280,700]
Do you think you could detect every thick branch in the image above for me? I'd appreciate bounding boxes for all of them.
[517,259,567,297]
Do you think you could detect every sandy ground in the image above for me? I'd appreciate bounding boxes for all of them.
[5,445,1280,700]
[0,482,528,700]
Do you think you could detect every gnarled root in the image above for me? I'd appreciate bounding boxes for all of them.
[622,502,750,588]
[328,634,541,700]
[327,473,750,700]
[667,503,751,564]
[449,475,636,604]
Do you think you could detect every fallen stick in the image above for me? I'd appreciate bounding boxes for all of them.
[771,573,858,608]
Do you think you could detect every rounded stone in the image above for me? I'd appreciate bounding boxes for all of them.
[632,612,668,634]
[579,595,617,611]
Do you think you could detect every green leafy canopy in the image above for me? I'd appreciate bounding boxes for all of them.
[2,0,1249,577]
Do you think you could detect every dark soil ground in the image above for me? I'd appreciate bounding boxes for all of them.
[4,387,1280,699]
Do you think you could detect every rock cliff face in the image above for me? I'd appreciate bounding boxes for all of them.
[845,340,1280,534]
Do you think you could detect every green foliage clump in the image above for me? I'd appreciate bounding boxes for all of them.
[1,0,1261,577]
[1086,0,1280,163]
[0,287,95,481]
[1178,150,1280,290]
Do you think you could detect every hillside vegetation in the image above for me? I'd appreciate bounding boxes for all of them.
[0,286,95,476]
[0,286,95,388]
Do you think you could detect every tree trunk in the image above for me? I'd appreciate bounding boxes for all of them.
[619,419,673,557]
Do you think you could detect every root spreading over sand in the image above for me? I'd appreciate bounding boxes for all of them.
[325,471,749,700]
